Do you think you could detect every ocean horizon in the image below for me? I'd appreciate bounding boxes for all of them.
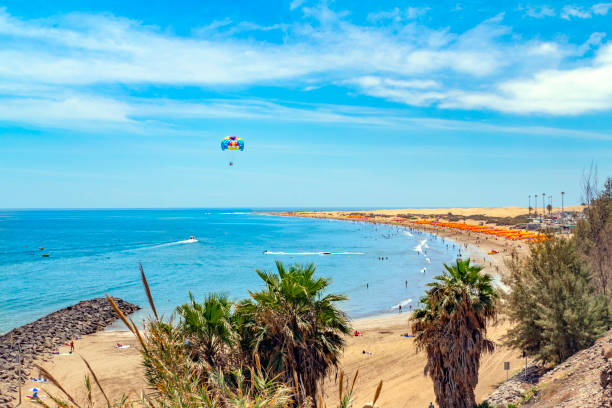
[0,208,468,334]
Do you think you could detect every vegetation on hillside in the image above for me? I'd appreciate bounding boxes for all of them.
[502,173,612,367]
[575,175,612,298]
[502,236,609,364]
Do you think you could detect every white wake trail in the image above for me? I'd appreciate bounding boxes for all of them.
[414,239,428,254]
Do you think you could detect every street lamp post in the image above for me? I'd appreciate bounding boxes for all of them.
[528,195,531,219]
[561,192,565,221]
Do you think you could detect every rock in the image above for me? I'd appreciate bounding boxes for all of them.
[602,343,612,360]
[0,297,139,406]
[485,330,612,407]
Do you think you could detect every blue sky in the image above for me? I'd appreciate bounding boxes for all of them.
[0,0,611,208]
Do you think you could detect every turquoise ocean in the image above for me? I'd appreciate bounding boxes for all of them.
[0,209,468,334]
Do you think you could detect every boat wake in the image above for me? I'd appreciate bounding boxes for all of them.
[135,238,199,250]
[414,239,428,254]
[264,251,365,256]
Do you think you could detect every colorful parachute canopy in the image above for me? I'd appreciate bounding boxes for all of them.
[221,136,244,151]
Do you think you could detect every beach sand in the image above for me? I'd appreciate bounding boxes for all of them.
[20,331,147,405]
[22,315,522,407]
[287,205,583,219]
[324,314,521,408]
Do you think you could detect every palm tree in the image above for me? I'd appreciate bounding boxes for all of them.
[236,261,351,406]
[411,258,498,408]
[176,292,236,370]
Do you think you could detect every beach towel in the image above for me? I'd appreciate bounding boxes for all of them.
[31,378,48,383]
[115,345,130,349]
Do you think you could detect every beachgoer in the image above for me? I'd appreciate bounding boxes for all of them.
[405,280,407,288]
[399,305,402,313]
[429,403,434,408]
[70,340,74,353]
[366,283,369,289]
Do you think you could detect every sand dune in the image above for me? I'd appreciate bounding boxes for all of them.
[292,205,583,219]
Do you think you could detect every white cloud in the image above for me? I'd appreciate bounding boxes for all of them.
[367,7,429,22]
[561,5,593,19]
[290,0,306,11]
[0,6,518,91]
[0,3,609,122]
[346,76,443,106]
[524,5,556,18]
[0,94,133,131]
[592,2,612,14]
[3,91,609,142]
[440,44,612,114]
[561,3,612,19]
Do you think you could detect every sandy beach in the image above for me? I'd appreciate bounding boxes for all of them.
[13,207,544,407]
[21,315,522,407]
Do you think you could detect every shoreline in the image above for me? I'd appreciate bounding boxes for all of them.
[264,209,532,275]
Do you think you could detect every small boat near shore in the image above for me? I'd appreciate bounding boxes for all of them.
[41,253,49,257]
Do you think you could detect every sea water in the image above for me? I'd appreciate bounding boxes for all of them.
[0,209,467,333]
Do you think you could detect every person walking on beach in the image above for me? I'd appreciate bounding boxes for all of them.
[429,402,434,408]
[70,340,74,353]
[399,305,402,313]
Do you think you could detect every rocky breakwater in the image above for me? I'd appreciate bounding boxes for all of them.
[0,297,139,406]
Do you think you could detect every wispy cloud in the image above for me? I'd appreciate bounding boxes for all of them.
[367,7,430,22]
[561,3,612,19]
[0,2,610,125]
[290,0,307,11]
[523,5,556,18]
[442,51,612,114]
[592,2,612,14]
[2,91,611,142]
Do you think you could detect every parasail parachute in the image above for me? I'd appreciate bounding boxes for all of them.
[221,136,244,166]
